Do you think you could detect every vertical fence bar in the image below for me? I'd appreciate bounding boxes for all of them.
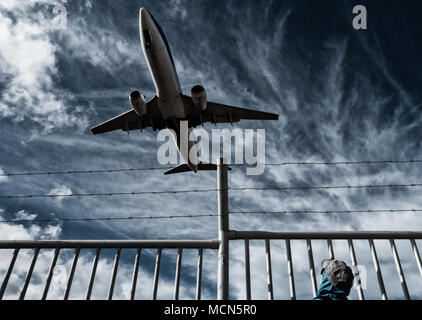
[86,247,101,300]
[42,247,61,300]
[0,248,20,300]
[196,248,203,300]
[348,239,364,300]
[285,239,296,300]
[327,239,335,260]
[306,239,317,298]
[108,247,121,300]
[265,239,274,300]
[174,248,183,300]
[410,239,422,280]
[64,248,80,300]
[152,248,162,300]
[368,239,387,300]
[130,248,141,301]
[244,239,251,300]
[19,247,40,300]
[217,158,229,300]
[389,239,410,300]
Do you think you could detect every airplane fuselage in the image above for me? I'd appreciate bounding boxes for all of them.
[140,8,185,120]
[140,8,198,170]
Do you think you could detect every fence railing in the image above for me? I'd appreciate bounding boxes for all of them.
[229,231,422,300]
[1,159,422,300]
[1,234,421,300]
[0,240,219,300]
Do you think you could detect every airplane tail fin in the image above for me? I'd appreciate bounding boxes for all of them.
[164,162,229,175]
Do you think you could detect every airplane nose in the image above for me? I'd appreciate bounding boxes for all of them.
[140,7,151,27]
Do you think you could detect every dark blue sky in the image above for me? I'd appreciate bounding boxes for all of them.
[0,0,422,300]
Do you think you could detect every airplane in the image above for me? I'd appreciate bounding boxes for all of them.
[91,8,279,175]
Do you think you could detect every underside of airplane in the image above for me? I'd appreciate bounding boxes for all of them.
[91,8,279,174]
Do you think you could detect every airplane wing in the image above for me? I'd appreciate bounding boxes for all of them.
[91,96,164,134]
[181,95,279,128]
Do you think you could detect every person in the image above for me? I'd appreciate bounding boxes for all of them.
[313,259,354,300]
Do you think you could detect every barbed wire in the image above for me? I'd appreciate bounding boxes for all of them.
[1,183,422,199]
[1,209,421,224]
[0,213,217,224]
[2,159,422,176]
[0,167,173,177]
[0,188,218,199]
[230,209,422,215]
[233,160,422,166]
[229,183,422,192]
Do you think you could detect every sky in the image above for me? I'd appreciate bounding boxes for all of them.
[0,0,422,300]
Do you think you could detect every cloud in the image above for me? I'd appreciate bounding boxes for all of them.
[13,210,37,221]
[0,168,7,183]
[47,184,72,206]
[0,0,55,11]
[48,184,72,196]
[167,0,188,20]
[0,208,60,241]
[62,17,143,74]
[0,0,88,133]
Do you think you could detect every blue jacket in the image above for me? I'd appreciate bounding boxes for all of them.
[313,271,351,300]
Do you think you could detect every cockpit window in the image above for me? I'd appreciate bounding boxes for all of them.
[143,29,151,49]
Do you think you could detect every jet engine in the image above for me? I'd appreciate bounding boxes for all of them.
[191,85,207,111]
[129,90,147,116]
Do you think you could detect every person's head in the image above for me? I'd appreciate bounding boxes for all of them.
[314,259,354,300]
[321,259,354,291]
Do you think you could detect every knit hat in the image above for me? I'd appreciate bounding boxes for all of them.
[321,259,354,291]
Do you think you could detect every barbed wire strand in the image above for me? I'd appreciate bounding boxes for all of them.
[0,167,173,177]
[1,183,422,199]
[0,213,216,224]
[2,159,422,176]
[230,209,422,214]
[233,160,422,167]
[229,183,422,192]
[0,188,218,199]
[1,209,421,224]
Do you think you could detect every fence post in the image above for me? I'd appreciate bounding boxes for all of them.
[217,158,229,300]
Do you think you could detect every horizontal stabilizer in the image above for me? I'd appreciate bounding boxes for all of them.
[164,164,192,175]
[197,162,218,171]
[164,162,230,175]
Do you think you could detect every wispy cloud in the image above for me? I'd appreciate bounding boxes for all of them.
[47,184,72,207]
[0,0,90,133]
[0,168,7,183]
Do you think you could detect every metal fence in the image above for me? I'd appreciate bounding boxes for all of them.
[1,159,422,300]
[229,231,422,300]
[0,240,219,300]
